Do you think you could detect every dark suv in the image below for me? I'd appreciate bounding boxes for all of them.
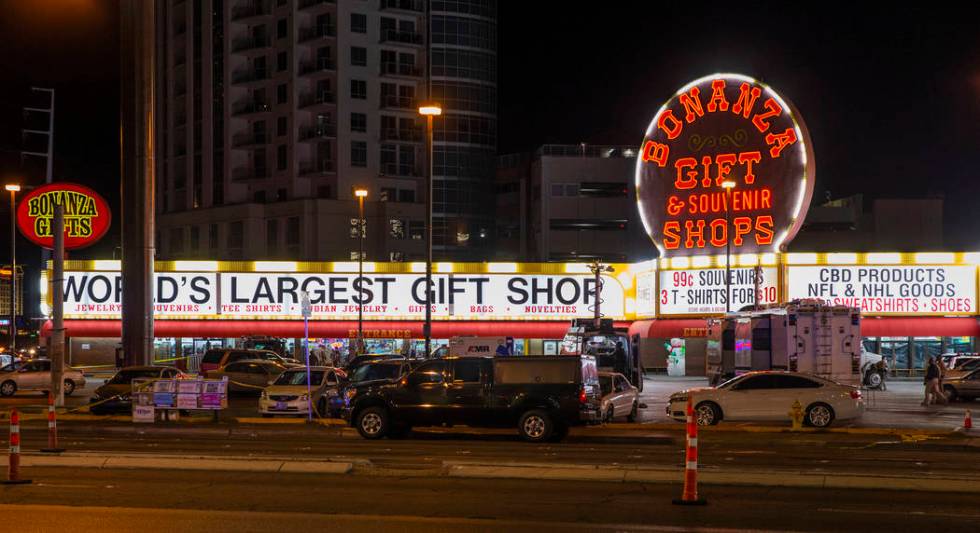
[344,356,601,442]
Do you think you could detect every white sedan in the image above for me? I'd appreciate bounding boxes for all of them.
[667,371,864,428]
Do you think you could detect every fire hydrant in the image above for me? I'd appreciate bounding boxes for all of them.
[789,400,804,431]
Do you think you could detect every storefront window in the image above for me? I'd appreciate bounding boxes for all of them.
[880,337,909,375]
[913,337,942,371]
[862,337,879,354]
[944,336,975,354]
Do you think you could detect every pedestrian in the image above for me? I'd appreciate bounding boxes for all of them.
[922,357,946,406]
[933,357,948,405]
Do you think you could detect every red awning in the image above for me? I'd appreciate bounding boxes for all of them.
[41,320,630,339]
[629,318,712,339]
[860,317,980,338]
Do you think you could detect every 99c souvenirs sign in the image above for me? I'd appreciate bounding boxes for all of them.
[787,266,976,315]
[16,183,112,250]
[59,271,626,320]
[659,267,778,315]
[636,74,815,257]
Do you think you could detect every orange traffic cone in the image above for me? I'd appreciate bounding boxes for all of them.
[3,409,32,485]
[672,397,707,505]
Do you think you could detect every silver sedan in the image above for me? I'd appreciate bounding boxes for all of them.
[0,359,87,397]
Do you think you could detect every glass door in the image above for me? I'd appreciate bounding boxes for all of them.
[880,337,910,376]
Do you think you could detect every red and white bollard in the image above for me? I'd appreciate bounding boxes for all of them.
[672,397,706,505]
[3,408,32,485]
[964,410,973,430]
[40,391,66,453]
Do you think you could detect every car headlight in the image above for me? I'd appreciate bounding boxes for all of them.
[261,391,268,400]
[299,394,309,401]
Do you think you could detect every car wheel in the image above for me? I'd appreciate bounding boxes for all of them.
[866,370,883,389]
[605,406,615,423]
[694,401,721,426]
[63,379,76,397]
[944,386,958,403]
[0,380,16,397]
[355,407,389,439]
[805,403,835,428]
[627,401,639,423]
[518,409,554,442]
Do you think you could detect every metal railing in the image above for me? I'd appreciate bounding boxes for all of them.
[299,58,336,76]
[231,68,269,84]
[298,124,337,141]
[231,36,270,53]
[380,62,423,77]
[299,91,336,108]
[380,128,422,142]
[231,99,271,116]
[298,23,337,42]
[380,0,424,12]
[379,29,424,45]
[299,159,336,176]
[379,95,416,110]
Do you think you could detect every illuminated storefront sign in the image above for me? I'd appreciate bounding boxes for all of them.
[636,74,815,257]
[59,271,626,320]
[659,267,778,315]
[787,266,976,315]
[16,183,112,250]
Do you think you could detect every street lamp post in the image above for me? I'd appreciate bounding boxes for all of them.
[354,188,368,354]
[418,102,441,359]
[5,184,20,352]
[721,180,736,313]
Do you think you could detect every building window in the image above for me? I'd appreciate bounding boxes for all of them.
[277,188,287,201]
[351,140,367,167]
[209,224,219,249]
[380,187,395,202]
[316,185,331,199]
[580,182,628,198]
[277,145,287,171]
[277,18,287,39]
[350,251,365,260]
[389,219,405,239]
[169,228,184,255]
[277,116,287,137]
[350,112,366,132]
[398,189,415,203]
[549,219,628,231]
[408,221,424,240]
[350,79,367,99]
[229,222,244,257]
[190,226,200,251]
[254,190,267,203]
[350,13,366,33]
[277,83,288,104]
[350,218,366,239]
[350,46,367,67]
[286,216,300,254]
[266,219,278,254]
[389,252,404,262]
[277,51,288,72]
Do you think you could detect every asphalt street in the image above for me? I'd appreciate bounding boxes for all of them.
[2,467,978,532]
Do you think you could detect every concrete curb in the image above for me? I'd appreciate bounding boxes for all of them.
[4,453,354,475]
[603,421,961,437]
[443,461,980,493]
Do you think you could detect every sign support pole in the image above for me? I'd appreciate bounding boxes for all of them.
[301,291,313,421]
[51,201,65,407]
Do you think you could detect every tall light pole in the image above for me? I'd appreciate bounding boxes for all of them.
[354,187,368,354]
[721,179,736,313]
[5,184,20,352]
[418,102,441,359]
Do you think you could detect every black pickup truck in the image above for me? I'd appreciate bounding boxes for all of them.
[343,356,601,442]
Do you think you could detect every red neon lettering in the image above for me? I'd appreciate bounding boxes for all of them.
[684,219,706,248]
[674,157,698,189]
[751,98,782,133]
[714,153,736,186]
[732,216,752,246]
[666,196,684,216]
[641,140,669,167]
[732,82,761,119]
[700,156,713,188]
[755,216,775,245]
[663,221,681,249]
[706,79,729,112]
[738,151,762,184]
[678,87,704,124]
[658,110,683,139]
[709,219,727,247]
[765,128,798,158]
[761,188,772,208]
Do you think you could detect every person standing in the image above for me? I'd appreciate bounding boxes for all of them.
[933,356,948,405]
[922,357,944,406]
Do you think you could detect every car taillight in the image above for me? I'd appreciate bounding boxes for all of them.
[850,390,862,400]
[579,387,588,404]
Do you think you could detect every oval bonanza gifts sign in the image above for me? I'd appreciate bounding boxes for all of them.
[636,73,815,257]
[16,182,112,250]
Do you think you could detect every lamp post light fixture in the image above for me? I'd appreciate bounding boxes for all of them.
[418,101,441,358]
[354,187,368,354]
[721,179,737,313]
[4,184,21,351]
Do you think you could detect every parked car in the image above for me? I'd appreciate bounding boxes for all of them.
[940,353,980,370]
[259,367,343,417]
[205,360,290,393]
[344,355,601,442]
[598,371,639,422]
[344,354,404,373]
[329,359,414,417]
[199,348,302,373]
[0,359,87,397]
[90,366,185,414]
[667,371,864,428]
[942,358,980,381]
[941,368,980,402]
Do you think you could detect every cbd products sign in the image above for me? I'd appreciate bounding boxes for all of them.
[636,74,815,257]
[16,183,112,250]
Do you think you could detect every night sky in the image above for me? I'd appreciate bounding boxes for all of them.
[1,0,979,268]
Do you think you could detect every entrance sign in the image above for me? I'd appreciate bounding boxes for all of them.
[659,267,778,315]
[636,74,815,257]
[787,266,976,315]
[16,183,112,250]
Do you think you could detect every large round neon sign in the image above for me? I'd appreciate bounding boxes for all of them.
[635,73,815,257]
